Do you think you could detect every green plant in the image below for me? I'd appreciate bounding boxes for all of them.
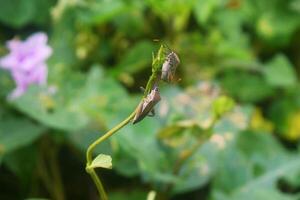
[85,44,169,199]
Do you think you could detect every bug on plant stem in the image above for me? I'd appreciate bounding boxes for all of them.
[161,51,180,83]
[132,85,161,124]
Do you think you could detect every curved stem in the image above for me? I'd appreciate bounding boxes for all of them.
[88,168,107,200]
[86,111,136,164]
[86,111,136,200]
[85,44,167,200]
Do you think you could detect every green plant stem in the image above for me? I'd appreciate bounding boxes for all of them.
[144,74,159,96]
[85,44,167,200]
[86,111,136,164]
[86,111,136,200]
[88,168,107,200]
[144,45,166,95]
[37,148,53,195]
[37,135,65,200]
[48,146,65,200]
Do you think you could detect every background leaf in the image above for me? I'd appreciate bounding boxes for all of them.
[263,54,297,87]
[0,118,45,156]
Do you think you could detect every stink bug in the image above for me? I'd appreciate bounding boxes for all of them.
[132,86,161,124]
[161,51,180,83]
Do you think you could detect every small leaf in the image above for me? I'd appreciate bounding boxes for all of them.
[146,190,156,200]
[90,154,112,169]
[263,54,297,87]
[212,96,235,119]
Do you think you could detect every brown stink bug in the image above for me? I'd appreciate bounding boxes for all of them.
[132,86,161,124]
[161,51,180,83]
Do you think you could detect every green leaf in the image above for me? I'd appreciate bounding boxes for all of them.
[49,7,78,70]
[90,154,112,169]
[0,0,35,27]
[0,0,54,27]
[220,70,274,102]
[114,119,175,183]
[113,142,140,177]
[172,151,212,193]
[11,86,88,132]
[243,0,300,46]
[263,54,297,87]
[256,11,300,46]
[3,145,38,192]
[194,0,221,25]
[0,118,45,155]
[70,66,132,125]
[110,41,155,77]
[77,0,126,25]
[146,0,195,31]
[212,131,300,200]
[231,158,300,200]
[283,169,300,188]
[112,2,146,38]
[66,67,135,159]
[212,96,235,119]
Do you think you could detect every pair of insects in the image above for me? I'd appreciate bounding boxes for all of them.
[132,50,180,124]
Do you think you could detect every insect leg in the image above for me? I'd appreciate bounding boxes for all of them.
[147,109,155,117]
[140,86,145,92]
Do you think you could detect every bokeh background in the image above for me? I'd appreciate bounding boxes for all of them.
[1,0,300,200]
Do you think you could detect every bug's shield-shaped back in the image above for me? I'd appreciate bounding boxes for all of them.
[161,52,180,83]
[132,87,161,124]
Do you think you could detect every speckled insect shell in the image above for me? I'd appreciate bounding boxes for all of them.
[161,52,180,82]
[132,86,161,124]
[132,87,161,124]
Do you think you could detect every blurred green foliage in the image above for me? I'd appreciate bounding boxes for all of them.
[0,0,300,199]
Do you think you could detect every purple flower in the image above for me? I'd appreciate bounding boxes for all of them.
[0,32,52,99]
